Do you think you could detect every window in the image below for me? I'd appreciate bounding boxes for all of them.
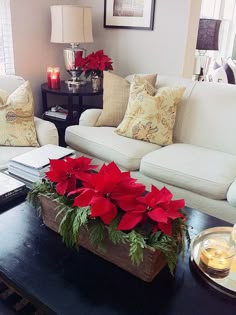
[0,0,15,75]
[200,0,236,58]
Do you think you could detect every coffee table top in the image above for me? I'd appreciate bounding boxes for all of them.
[0,200,235,315]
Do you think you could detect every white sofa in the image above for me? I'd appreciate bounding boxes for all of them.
[0,75,59,170]
[65,75,236,224]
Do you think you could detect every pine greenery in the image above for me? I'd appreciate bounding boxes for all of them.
[59,206,90,248]
[88,220,106,250]
[108,217,128,245]
[149,232,178,274]
[128,230,147,265]
[27,181,190,272]
[27,180,55,212]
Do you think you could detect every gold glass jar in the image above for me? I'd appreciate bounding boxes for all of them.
[199,236,235,279]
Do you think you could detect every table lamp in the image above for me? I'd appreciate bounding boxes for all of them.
[50,5,93,87]
[195,18,221,80]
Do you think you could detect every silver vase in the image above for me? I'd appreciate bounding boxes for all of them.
[91,74,103,91]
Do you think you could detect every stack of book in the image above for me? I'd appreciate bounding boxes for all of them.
[44,110,68,120]
[8,144,75,187]
[43,105,79,121]
[0,172,27,204]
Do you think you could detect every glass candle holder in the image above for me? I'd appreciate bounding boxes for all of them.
[51,74,59,89]
[199,236,235,279]
[47,67,53,88]
[53,67,60,87]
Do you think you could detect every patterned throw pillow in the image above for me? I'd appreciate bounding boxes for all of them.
[0,81,39,147]
[207,66,228,83]
[224,58,236,84]
[0,89,9,104]
[207,58,236,84]
[95,72,157,127]
[115,76,185,146]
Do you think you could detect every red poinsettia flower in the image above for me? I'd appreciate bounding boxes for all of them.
[45,156,98,196]
[69,162,145,224]
[117,185,185,236]
[82,50,113,77]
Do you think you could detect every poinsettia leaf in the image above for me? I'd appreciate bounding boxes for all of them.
[56,180,68,196]
[148,207,168,223]
[169,199,185,210]
[72,188,94,207]
[117,199,145,212]
[158,221,172,236]
[91,196,116,217]
[117,212,143,231]
[167,209,184,220]
[157,186,173,203]
[100,203,117,224]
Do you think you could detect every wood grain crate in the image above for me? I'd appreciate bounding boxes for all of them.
[40,195,167,282]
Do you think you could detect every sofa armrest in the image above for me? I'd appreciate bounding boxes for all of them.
[34,117,59,146]
[227,180,236,207]
[79,109,102,126]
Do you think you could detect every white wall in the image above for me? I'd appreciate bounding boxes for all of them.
[78,0,201,77]
[10,0,77,116]
[10,0,201,114]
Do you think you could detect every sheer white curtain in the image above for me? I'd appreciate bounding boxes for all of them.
[0,0,15,75]
[200,0,236,58]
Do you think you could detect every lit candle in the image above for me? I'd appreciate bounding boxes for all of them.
[199,237,235,279]
[53,67,60,87]
[51,74,58,89]
[47,67,53,88]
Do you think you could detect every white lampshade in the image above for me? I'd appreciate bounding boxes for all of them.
[50,5,93,44]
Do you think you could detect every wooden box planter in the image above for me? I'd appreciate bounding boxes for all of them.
[40,195,167,282]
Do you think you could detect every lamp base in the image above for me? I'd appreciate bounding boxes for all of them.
[65,79,87,88]
[64,44,87,86]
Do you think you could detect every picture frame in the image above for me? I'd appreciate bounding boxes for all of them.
[104,0,155,30]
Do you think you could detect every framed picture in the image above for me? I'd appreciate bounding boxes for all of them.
[104,0,155,30]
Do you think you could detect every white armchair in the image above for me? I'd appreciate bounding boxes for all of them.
[0,75,58,170]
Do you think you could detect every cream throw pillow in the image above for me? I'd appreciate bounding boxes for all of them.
[95,72,157,127]
[0,89,9,104]
[0,81,39,147]
[115,76,185,145]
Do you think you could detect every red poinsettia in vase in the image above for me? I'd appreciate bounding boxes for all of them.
[82,49,113,78]
[72,49,113,90]
[29,156,189,276]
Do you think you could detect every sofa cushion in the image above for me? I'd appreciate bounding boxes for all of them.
[65,125,161,170]
[116,76,185,145]
[174,81,236,155]
[140,143,236,199]
[0,81,39,147]
[95,72,157,127]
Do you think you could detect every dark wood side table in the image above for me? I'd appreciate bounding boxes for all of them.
[41,81,103,146]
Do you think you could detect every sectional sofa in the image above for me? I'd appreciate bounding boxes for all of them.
[65,74,236,224]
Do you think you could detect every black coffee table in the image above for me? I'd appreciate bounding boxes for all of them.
[0,199,235,315]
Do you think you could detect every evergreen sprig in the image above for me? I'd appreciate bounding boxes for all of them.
[27,180,55,211]
[59,206,91,248]
[88,220,106,250]
[108,217,128,245]
[149,232,178,274]
[127,230,147,265]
